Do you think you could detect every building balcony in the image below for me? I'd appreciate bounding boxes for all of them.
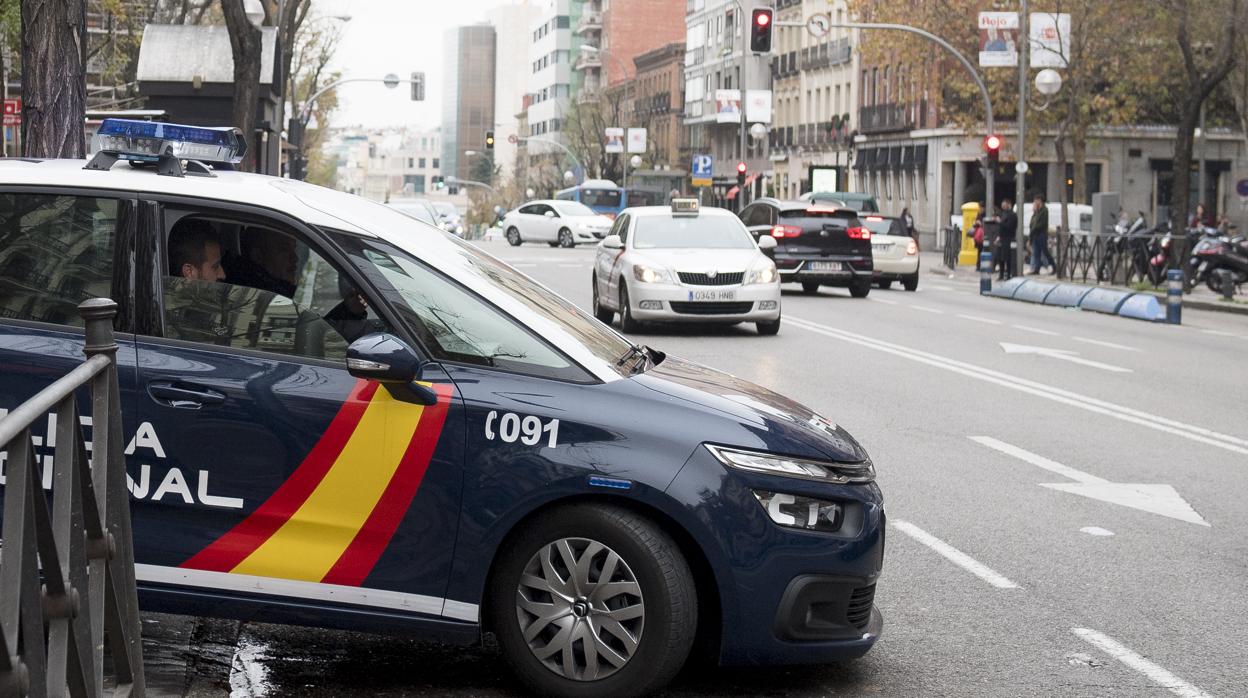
[574,51,601,72]
[576,12,602,35]
[577,88,601,105]
[859,103,916,135]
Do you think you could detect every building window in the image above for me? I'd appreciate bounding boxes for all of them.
[432,158,439,169]
[407,158,414,168]
[419,157,426,168]
[556,15,569,28]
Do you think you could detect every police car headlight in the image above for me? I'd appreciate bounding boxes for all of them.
[705,445,874,484]
[633,265,673,284]
[745,261,778,285]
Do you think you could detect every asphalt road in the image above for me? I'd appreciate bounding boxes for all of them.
[152,240,1248,697]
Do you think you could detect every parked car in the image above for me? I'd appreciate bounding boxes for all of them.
[501,199,614,247]
[739,198,875,297]
[799,191,880,213]
[432,201,465,237]
[591,199,782,335]
[386,198,442,229]
[859,214,920,291]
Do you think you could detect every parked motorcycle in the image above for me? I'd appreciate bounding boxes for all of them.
[1198,234,1248,294]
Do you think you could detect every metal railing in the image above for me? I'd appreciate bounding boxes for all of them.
[1052,232,1180,289]
[0,298,145,697]
[942,226,963,270]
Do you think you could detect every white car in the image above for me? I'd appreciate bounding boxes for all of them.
[860,214,920,291]
[502,200,613,248]
[592,200,782,335]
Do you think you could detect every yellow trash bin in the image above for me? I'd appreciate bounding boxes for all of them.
[958,201,981,267]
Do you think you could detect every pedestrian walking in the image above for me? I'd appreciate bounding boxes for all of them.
[997,199,1018,280]
[972,211,985,269]
[1029,195,1054,274]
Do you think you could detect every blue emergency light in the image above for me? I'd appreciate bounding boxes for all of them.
[87,118,246,177]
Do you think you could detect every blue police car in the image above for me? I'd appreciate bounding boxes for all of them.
[0,121,884,696]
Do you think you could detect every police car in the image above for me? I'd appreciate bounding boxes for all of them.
[591,200,783,335]
[0,121,883,697]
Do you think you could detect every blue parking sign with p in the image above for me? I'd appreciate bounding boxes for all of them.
[692,154,713,187]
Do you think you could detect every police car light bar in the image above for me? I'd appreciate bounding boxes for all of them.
[671,198,700,216]
[86,119,247,177]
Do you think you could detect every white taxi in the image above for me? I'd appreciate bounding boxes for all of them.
[591,200,782,335]
[860,214,920,291]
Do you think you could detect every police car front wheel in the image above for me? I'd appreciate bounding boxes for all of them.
[489,504,697,698]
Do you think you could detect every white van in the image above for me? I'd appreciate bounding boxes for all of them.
[1023,202,1094,237]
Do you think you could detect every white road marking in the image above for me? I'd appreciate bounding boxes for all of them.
[557,263,582,268]
[512,263,537,268]
[868,297,899,305]
[999,342,1133,373]
[956,314,1003,325]
[1012,324,1061,336]
[910,305,944,314]
[1080,527,1115,536]
[1200,329,1238,337]
[785,316,1248,455]
[969,436,1209,526]
[1072,628,1213,698]
[890,520,1019,589]
[1072,336,1142,352]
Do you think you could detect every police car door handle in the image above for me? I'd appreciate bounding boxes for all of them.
[147,381,226,409]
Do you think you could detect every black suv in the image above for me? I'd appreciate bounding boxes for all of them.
[740,198,874,297]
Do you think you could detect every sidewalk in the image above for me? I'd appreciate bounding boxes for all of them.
[921,252,1248,316]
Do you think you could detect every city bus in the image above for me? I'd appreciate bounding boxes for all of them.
[555,179,664,219]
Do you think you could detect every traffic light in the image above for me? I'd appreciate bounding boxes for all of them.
[736,161,748,186]
[750,7,774,53]
[984,134,1002,170]
[485,130,495,149]
[410,71,425,101]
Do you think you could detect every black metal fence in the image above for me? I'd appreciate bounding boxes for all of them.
[1052,232,1185,290]
[0,298,145,697]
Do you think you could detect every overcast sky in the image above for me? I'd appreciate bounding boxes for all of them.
[317,0,517,130]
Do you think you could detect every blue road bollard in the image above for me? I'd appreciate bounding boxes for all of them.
[980,251,993,294]
[1166,268,1183,325]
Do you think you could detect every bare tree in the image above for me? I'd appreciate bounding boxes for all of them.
[1169,0,1240,237]
[20,0,87,157]
[220,0,262,171]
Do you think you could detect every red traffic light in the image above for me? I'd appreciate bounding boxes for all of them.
[736,161,748,174]
[984,134,1002,151]
[749,8,773,52]
[754,10,770,26]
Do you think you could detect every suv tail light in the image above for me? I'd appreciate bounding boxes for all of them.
[771,224,803,238]
[847,226,871,240]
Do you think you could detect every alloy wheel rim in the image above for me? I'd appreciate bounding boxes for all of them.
[515,537,645,681]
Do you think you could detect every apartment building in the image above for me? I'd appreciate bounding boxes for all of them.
[491,1,544,173]
[328,128,445,203]
[441,24,497,184]
[577,0,686,99]
[614,41,687,191]
[527,0,585,160]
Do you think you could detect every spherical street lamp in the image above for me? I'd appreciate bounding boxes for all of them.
[629,154,642,168]
[1035,69,1063,97]
[563,170,575,184]
[749,122,768,141]
[526,188,536,198]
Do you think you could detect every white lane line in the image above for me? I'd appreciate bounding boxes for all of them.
[891,520,1019,589]
[1072,336,1142,352]
[512,263,537,268]
[1080,526,1115,536]
[1012,324,1060,336]
[557,263,582,268]
[1201,329,1238,337]
[999,342,1133,374]
[956,314,1003,325]
[1072,628,1213,698]
[910,305,944,314]
[868,297,899,305]
[969,436,1107,484]
[786,316,1248,455]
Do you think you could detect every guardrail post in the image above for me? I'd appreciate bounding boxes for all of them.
[979,250,993,294]
[1165,269,1183,325]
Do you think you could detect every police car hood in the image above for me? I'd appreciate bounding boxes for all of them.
[635,355,868,463]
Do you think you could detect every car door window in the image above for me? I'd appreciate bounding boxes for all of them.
[0,193,121,327]
[160,215,389,362]
[616,214,631,244]
[335,235,591,383]
[518,204,537,215]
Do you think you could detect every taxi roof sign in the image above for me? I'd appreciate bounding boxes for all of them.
[671,198,700,216]
[86,118,246,177]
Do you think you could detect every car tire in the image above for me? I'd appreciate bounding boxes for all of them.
[548,242,560,247]
[507,227,523,247]
[592,274,614,324]
[488,504,697,698]
[559,228,575,248]
[849,280,871,298]
[801,282,820,295]
[876,279,892,290]
[756,317,781,335]
[619,284,641,333]
[902,272,919,292]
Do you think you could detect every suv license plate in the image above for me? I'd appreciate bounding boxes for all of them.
[688,289,737,301]
[807,261,843,272]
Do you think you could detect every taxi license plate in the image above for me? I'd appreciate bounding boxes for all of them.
[871,243,888,252]
[688,289,737,301]
[807,261,843,272]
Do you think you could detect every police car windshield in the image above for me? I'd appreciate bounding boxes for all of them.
[632,215,755,250]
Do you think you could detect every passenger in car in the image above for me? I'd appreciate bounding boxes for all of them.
[168,218,225,282]
[222,228,299,298]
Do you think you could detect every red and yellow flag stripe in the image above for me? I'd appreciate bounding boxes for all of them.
[182,379,452,586]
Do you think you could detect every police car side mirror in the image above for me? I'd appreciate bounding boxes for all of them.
[346,333,438,406]
[601,234,623,250]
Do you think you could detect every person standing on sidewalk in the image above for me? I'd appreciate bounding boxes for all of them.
[1029,195,1054,274]
[997,199,1018,280]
